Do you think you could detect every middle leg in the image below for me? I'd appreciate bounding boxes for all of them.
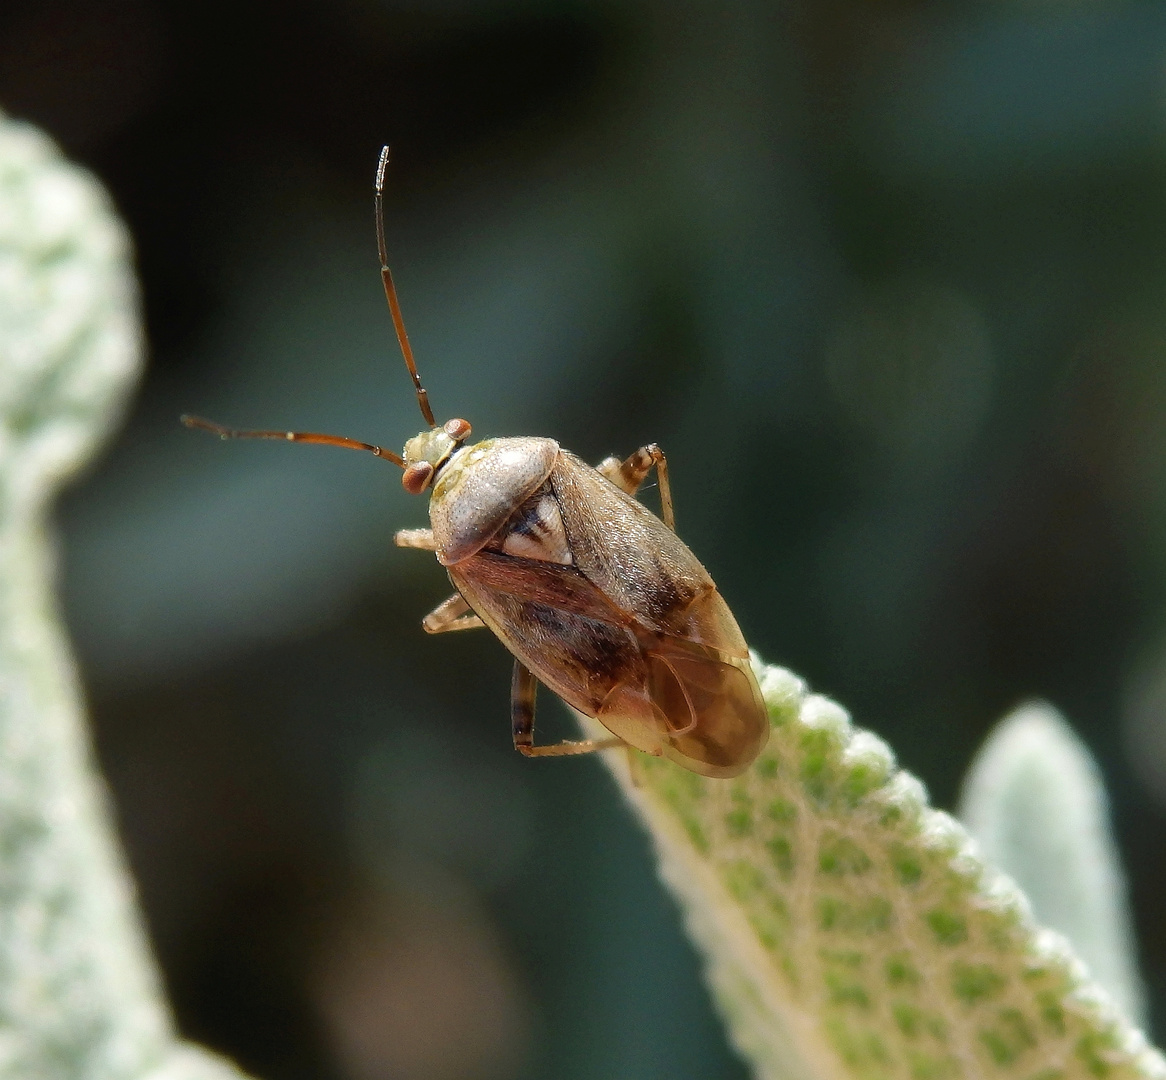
[422,592,485,634]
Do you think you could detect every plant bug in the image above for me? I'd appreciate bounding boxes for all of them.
[183,147,769,778]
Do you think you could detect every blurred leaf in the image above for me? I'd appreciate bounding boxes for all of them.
[0,110,250,1078]
[960,701,1146,1029]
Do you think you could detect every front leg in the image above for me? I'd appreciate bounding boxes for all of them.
[395,527,437,550]
[511,661,624,758]
[596,443,674,531]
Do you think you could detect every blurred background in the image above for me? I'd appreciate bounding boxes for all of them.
[2,0,1166,1076]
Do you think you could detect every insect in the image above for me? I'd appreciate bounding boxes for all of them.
[183,147,769,778]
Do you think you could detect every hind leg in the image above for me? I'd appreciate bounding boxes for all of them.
[511,661,624,758]
[597,444,674,530]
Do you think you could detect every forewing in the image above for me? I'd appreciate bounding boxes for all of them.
[448,554,646,720]
[454,549,625,624]
[550,452,720,639]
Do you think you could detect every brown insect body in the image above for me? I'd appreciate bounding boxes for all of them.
[425,437,768,778]
[182,146,769,778]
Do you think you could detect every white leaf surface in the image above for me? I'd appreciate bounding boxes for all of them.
[960,702,1146,1029]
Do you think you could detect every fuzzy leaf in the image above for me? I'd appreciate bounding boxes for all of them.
[581,663,1165,1080]
[0,111,251,1079]
[960,702,1146,1030]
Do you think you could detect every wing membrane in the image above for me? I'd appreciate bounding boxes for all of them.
[642,638,768,777]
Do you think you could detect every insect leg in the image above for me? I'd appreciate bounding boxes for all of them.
[511,661,625,758]
[422,593,485,634]
[597,444,674,530]
[394,528,438,550]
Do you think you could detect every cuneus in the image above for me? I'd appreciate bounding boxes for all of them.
[183,147,768,779]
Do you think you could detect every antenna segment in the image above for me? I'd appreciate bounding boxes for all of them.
[376,146,436,428]
[181,415,406,467]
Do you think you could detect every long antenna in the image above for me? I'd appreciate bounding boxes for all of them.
[181,415,406,467]
[376,146,436,428]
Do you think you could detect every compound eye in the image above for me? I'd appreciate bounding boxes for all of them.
[444,418,472,442]
[402,461,434,495]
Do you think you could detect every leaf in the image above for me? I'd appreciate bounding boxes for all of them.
[581,661,1166,1080]
[960,702,1146,1030]
[0,110,253,1079]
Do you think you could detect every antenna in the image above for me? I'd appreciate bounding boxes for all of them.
[376,146,436,428]
[181,415,406,467]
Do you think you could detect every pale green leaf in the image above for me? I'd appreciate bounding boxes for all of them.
[580,662,1165,1080]
[960,702,1146,1030]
